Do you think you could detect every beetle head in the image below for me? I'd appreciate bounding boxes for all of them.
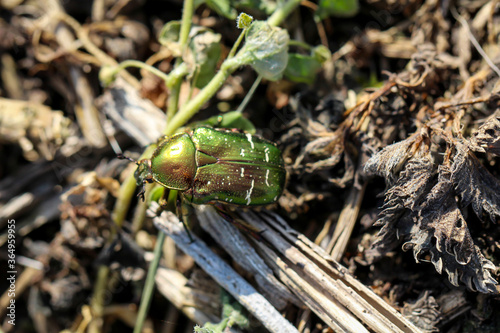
[117,154,153,201]
[134,159,154,201]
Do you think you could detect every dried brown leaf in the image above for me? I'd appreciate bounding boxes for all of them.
[388,155,436,210]
[451,143,500,222]
[364,134,420,185]
[366,147,498,293]
[294,134,342,170]
[366,155,435,262]
[402,291,440,333]
[403,222,497,293]
[406,165,498,293]
[418,166,475,265]
[470,111,500,155]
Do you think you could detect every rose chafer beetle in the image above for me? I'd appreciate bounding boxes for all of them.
[130,126,286,206]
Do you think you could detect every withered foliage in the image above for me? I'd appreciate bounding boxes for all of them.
[401,291,441,333]
[285,40,500,294]
[471,110,500,156]
[0,98,76,161]
[452,143,500,222]
[365,132,500,293]
[5,0,500,331]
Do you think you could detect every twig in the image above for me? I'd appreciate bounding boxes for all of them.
[99,77,166,146]
[154,266,218,324]
[327,182,367,261]
[451,6,500,78]
[195,205,299,310]
[152,206,299,333]
[240,210,423,333]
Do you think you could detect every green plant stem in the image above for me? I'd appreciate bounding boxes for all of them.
[166,80,182,124]
[227,29,247,59]
[133,231,165,333]
[112,171,137,231]
[166,0,194,125]
[132,183,160,236]
[166,63,189,124]
[164,25,250,135]
[112,145,156,230]
[90,266,109,313]
[288,39,312,51]
[92,148,155,333]
[110,1,195,330]
[132,0,194,330]
[103,146,156,333]
[118,60,171,85]
[236,74,262,113]
[133,190,178,333]
[178,0,194,49]
[131,193,149,237]
[267,0,303,27]
[164,59,239,136]
[88,265,109,333]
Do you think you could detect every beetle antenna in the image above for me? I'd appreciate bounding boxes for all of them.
[117,153,139,165]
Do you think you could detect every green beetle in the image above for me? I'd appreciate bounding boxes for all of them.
[131,126,286,206]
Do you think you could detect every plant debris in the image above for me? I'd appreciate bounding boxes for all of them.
[2,0,500,332]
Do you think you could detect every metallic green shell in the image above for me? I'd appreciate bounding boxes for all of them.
[148,126,286,206]
[185,126,286,206]
[150,133,197,190]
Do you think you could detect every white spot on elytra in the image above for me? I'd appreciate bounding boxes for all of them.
[240,167,245,178]
[207,181,211,185]
[265,169,270,186]
[245,179,255,205]
[240,148,245,157]
[246,133,254,149]
[264,147,270,162]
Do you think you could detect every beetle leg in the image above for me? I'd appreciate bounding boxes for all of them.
[137,178,154,202]
[137,188,146,202]
[177,197,195,243]
[213,204,264,240]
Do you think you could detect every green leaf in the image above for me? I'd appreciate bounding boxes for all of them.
[316,0,359,19]
[312,45,331,63]
[193,325,216,333]
[220,291,249,328]
[193,290,250,333]
[236,12,253,29]
[188,28,222,88]
[158,21,181,48]
[236,21,289,80]
[285,53,322,84]
[199,111,257,134]
[201,319,228,332]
